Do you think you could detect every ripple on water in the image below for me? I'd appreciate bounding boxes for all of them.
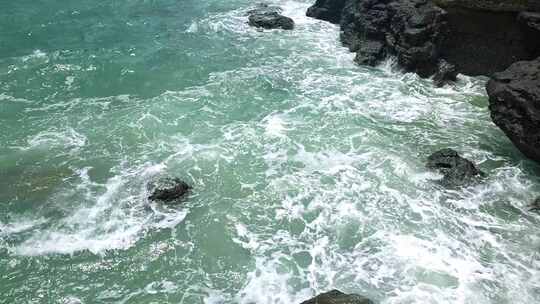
[1,0,540,303]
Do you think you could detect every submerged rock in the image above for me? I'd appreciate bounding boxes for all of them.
[148,177,191,203]
[487,57,540,164]
[300,290,374,304]
[248,4,294,30]
[529,197,540,212]
[426,149,484,187]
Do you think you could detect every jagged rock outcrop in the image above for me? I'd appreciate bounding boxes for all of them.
[433,59,458,87]
[427,149,484,187]
[307,0,540,165]
[306,0,347,23]
[487,58,540,163]
[148,177,192,203]
[300,290,375,304]
[340,0,448,78]
[248,4,295,30]
[306,0,540,79]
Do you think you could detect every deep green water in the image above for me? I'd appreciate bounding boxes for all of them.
[1,1,540,303]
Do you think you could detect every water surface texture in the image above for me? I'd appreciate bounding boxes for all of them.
[1,1,540,303]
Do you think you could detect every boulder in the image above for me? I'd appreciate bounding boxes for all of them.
[148,177,192,203]
[300,290,374,304]
[426,149,484,187]
[487,57,540,163]
[433,59,458,87]
[248,4,294,30]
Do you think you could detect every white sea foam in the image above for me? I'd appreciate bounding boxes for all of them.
[263,114,288,138]
[3,1,540,303]
[22,128,87,153]
[9,162,188,256]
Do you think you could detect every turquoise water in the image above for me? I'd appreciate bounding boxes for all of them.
[1,0,540,303]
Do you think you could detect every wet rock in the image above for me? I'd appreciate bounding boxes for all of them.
[519,11,540,32]
[332,0,448,77]
[434,0,540,13]
[433,59,458,87]
[528,197,540,212]
[354,40,386,66]
[300,290,375,304]
[306,0,347,24]
[439,5,540,76]
[148,177,191,203]
[248,4,294,30]
[426,149,484,187]
[487,57,540,164]
[307,0,540,81]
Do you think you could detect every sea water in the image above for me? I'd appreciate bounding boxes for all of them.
[1,1,540,303]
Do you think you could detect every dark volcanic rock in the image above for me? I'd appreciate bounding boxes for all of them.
[306,0,540,81]
[435,0,540,13]
[529,197,540,212]
[148,177,191,203]
[519,11,540,32]
[427,149,484,187]
[306,0,347,24]
[433,59,458,87]
[248,4,294,30]
[354,40,386,66]
[439,7,540,76]
[300,290,374,304]
[335,0,448,78]
[487,58,540,163]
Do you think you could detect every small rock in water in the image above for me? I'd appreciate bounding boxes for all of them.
[300,290,375,304]
[529,197,540,212]
[433,59,458,87]
[426,148,484,187]
[247,3,294,30]
[148,177,191,203]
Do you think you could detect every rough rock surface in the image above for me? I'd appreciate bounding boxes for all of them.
[306,0,347,23]
[427,149,484,187]
[306,0,540,164]
[148,177,192,203]
[306,0,540,79]
[433,59,458,87]
[529,197,540,212]
[300,290,375,304]
[487,58,540,163]
[440,6,540,75]
[434,0,540,13]
[248,4,294,30]
[340,0,448,78]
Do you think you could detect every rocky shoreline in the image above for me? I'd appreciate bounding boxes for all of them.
[306,0,540,166]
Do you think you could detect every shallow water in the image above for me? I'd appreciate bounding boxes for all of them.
[1,0,540,303]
